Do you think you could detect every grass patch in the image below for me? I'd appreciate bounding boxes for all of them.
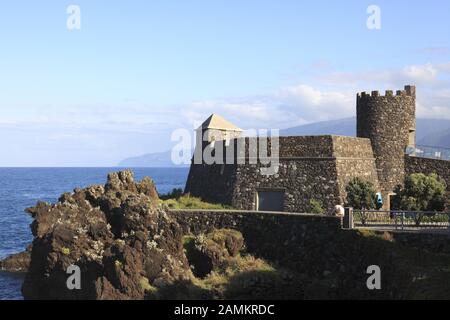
[161,195,230,210]
[150,230,310,300]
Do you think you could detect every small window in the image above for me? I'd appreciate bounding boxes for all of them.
[257,190,284,212]
[408,129,416,147]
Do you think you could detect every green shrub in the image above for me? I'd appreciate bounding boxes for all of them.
[392,173,446,212]
[345,177,377,210]
[392,173,447,225]
[159,188,183,200]
[308,199,325,214]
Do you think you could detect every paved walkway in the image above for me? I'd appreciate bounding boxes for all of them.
[355,225,450,234]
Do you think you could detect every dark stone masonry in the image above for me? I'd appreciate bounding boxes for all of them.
[405,156,450,190]
[357,86,416,205]
[169,209,345,274]
[186,135,379,213]
[169,209,450,287]
[185,85,449,213]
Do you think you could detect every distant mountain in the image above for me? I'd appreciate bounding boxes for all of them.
[415,119,450,148]
[118,150,191,167]
[281,118,356,137]
[281,117,450,149]
[118,118,450,167]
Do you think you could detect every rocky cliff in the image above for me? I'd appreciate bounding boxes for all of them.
[21,170,192,299]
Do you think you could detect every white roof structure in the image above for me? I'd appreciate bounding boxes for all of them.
[196,114,243,132]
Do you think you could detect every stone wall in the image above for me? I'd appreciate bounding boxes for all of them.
[184,163,238,205]
[202,135,336,159]
[332,136,380,205]
[185,135,341,211]
[185,134,381,213]
[405,155,450,189]
[169,209,450,258]
[229,136,340,213]
[168,209,450,299]
[357,86,416,197]
[335,158,379,204]
[168,209,344,276]
[230,135,380,212]
[232,159,341,212]
[332,136,374,158]
[277,136,334,158]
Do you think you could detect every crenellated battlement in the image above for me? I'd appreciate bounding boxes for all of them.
[357,85,416,99]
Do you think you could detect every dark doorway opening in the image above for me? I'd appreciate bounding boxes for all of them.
[257,190,284,212]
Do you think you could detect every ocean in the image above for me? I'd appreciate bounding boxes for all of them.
[0,167,189,300]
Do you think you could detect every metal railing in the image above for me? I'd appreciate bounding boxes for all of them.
[406,145,450,161]
[345,209,450,232]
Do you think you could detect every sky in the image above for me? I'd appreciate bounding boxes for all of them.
[1,0,450,166]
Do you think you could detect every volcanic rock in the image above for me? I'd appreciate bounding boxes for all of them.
[0,245,32,272]
[22,170,192,300]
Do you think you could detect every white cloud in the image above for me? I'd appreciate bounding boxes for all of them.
[179,88,352,131]
[177,62,450,132]
[320,62,450,88]
[276,85,354,121]
[181,98,302,130]
[309,62,450,120]
[401,63,439,83]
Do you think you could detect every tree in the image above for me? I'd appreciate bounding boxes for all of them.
[392,173,446,225]
[345,177,377,210]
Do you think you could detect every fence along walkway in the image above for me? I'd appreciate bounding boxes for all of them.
[343,208,450,232]
[406,145,450,161]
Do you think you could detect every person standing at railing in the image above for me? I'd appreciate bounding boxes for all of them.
[376,192,383,210]
[334,204,345,217]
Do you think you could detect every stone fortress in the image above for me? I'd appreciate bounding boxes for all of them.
[185,85,450,214]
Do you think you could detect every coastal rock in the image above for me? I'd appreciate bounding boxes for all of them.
[22,170,191,300]
[0,245,32,272]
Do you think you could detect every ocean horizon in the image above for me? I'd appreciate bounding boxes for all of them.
[0,167,189,300]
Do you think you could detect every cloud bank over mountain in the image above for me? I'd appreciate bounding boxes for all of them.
[1,62,449,166]
[181,62,450,130]
[118,117,450,167]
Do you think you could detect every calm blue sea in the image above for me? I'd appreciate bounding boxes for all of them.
[0,167,189,300]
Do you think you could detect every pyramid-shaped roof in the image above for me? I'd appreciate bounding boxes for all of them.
[196,114,243,131]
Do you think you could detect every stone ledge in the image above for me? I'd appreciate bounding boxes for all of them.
[406,154,450,163]
[168,209,341,219]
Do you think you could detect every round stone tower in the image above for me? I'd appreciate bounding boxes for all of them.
[356,85,416,207]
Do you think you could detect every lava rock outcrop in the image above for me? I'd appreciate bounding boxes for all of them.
[22,170,191,300]
[0,245,31,272]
